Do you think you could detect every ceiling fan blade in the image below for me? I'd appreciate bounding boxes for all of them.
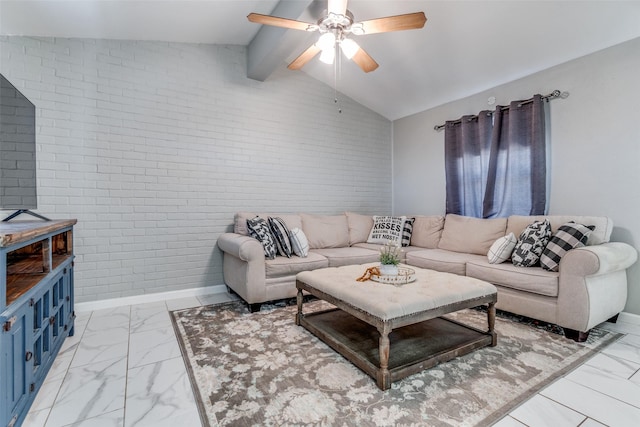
[328,0,348,15]
[247,13,312,31]
[351,47,379,73]
[359,12,427,35]
[288,44,322,70]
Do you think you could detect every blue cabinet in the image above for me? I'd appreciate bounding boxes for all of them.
[1,302,29,426]
[0,220,76,427]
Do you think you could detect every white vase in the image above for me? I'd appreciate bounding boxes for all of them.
[379,264,399,276]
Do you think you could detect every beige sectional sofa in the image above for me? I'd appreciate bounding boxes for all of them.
[217,212,637,340]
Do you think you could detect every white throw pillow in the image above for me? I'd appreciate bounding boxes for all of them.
[366,216,407,246]
[487,232,517,264]
[289,227,309,258]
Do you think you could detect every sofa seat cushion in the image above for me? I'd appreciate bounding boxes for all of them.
[352,243,426,262]
[352,242,383,251]
[466,260,559,297]
[265,252,329,278]
[405,249,486,275]
[310,247,380,267]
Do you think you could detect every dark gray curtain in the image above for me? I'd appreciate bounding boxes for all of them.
[483,95,546,217]
[444,112,493,217]
[445,94,546,218]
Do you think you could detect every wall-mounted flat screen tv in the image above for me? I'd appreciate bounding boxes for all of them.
[0,73,37,212]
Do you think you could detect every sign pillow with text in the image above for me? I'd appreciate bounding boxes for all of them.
[367,216,407,246]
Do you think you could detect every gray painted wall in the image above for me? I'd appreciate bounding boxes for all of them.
[393,37,640,315]
[1,37,392,303]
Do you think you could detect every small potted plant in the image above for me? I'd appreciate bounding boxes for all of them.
[379,241,402,276]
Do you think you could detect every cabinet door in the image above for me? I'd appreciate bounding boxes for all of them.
[49,270,68,352]
[0,303,33,427]
[31,283,52,385]
[65,264,75,337]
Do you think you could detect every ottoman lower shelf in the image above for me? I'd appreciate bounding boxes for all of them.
[299,307,494,389]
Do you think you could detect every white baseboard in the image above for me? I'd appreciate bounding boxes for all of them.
[618,311,640,326]
[75,284,227,313]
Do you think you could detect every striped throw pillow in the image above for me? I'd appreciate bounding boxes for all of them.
[402,218,415,247]
[268,217,293,258]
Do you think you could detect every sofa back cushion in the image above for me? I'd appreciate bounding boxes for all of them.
[345,212,374,245]
[506,215,612,246]
[438,214,507,255]
[234,212,302,236]
[300,213,350,249]
[410,215,445,248]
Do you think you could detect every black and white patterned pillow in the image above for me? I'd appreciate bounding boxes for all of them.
[511,220,552,267]
[247,216,277,260]
[540,222,595,272]
[402,218,415,247]
[268,217,292,258]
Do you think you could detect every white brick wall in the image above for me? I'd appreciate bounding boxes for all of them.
[1,37,392,302]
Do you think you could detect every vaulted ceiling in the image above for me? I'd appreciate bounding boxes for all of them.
[2,1,640,120]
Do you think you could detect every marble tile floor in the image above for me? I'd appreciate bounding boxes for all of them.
[24,291,640,427]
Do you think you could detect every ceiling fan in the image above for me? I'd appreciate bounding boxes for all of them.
[247,0,427,73]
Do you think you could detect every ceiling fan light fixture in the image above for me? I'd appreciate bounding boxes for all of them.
[316,32,336,51]
[319,46,336,64]
[340,38,359,59]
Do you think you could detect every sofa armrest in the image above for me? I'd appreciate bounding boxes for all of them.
[217,233,264,262]
[560,242,638,276]
[557,242,637,332]
[217,233,267,304]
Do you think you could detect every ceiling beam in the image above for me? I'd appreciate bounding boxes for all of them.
[247,0,320,81]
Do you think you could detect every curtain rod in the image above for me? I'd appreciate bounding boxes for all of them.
[433,90,569,131]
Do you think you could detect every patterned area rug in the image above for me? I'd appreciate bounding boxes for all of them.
[171,300,620,427]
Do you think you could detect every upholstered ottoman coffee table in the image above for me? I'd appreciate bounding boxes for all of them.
[296,263,497,390]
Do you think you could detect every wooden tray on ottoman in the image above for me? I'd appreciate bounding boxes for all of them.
[296,264,497,391]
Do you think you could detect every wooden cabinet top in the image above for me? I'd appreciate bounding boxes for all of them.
[0,220,77,248]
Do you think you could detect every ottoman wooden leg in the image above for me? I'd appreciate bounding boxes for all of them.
[488,302,497,346]
[377,324,391,390]
[296,288,303,326]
